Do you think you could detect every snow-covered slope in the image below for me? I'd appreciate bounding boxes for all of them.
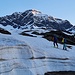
[0,9,75,75]
[0,33,75,75]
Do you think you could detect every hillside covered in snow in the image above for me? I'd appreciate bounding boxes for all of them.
[0,9,75,75]
[0,28,75,75]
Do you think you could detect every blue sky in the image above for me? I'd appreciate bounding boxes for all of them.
[0,0,75,25]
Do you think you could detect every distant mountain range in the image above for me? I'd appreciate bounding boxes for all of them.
[0,9,74,32]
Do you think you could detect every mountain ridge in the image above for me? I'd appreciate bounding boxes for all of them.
[0,9,73,31]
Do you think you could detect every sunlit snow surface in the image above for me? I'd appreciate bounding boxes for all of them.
[0,33,75,75]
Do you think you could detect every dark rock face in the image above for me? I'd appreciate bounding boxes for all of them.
[44,71,75,75]
[68,26,75,32]
[0,27,11,34]
[43,30,75,45]
[0,9,73,30]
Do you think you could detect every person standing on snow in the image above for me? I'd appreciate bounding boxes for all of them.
[62,38,67,50]
[53,34,58,48]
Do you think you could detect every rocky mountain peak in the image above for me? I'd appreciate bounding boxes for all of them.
[0,9,73,30]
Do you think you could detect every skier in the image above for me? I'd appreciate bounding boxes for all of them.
[62,38,67,50]
[53,34,58,48]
